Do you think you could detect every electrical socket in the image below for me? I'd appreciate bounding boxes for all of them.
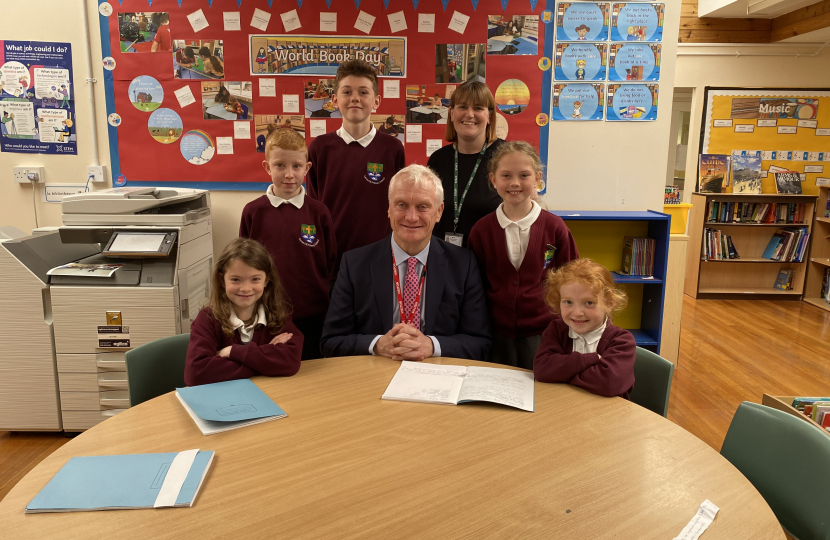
[13,166,45,184]
[87,165,106,183]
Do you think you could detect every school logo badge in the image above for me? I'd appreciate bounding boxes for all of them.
[543,247,556,269]
[365,162,385,184]
[300,224,319,247]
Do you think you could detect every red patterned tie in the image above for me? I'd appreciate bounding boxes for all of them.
[403,257,421,329]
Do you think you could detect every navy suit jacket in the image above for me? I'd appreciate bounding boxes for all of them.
[321,235,492,360]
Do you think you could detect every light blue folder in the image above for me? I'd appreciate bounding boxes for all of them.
[26,450,214,513]
[176,379,287,435]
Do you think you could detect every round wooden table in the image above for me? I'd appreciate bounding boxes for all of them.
[0,357,784,539]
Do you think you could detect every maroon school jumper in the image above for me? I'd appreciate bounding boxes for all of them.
[307,130,405,266]
[467,209,578,338]
[533,317,636,399]
[240,192,336,320]
[185,308,302,386]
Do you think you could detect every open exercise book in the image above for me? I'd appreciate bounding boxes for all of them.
[26,449,214,513]
[176,379,287,436]
[382,361,535,412]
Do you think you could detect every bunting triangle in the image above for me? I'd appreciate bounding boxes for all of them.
[147,0,152,6]
[470,0,479,9]
[237,0,243,6]
[206,0,213,6]
[529,0,538,9]
[411,0,419,8]
[298,0,304,7]
[354,0,361,9]
[325,0,334,7]
[266,0,273,6]
[441,0,450,10]
[383,0,391,8]
[118,0,124,5]
[176,0,182,6]
[500,0,508,10]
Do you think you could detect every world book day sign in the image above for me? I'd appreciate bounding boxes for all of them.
[248,35,407,78]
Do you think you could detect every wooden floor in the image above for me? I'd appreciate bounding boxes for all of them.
[2,295,829,503]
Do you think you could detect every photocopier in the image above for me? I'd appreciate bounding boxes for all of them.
[0,187,214,431]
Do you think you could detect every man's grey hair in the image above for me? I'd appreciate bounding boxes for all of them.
[388,164,444,205]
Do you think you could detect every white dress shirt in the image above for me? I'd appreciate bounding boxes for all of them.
[496,200,543,271]
[569,317,608,354]
[336,125,376,147]
[265,184,305,209]
[229,305,268,344]
[368,237,442,357]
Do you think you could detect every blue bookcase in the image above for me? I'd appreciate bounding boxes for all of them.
[550,210,671,354]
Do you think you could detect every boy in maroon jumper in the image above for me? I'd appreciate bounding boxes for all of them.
[533,258,636,399]
[240,128,336,360]
[307,59,406,268]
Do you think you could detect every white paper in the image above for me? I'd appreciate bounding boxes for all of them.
[713,119,732,127]
[355,10,376,34]
[154,449,199,508]
[798,119,817,128]
[234,121,251,139]
[777,151,791,160]
[672,500,719,540]
[282,94,300,113]
[761,151,775,160]
[768,165,788,174]
[817,128,830,136]
[174,86,196,108]
[259,78,276,97]
[808,152,821,162]
[310,119,327,138]
[426,139,442,157]
[418,13,435,33]
[448,11,470,34]
[216,137,234,155]
[406,124,422,143]
[817,177,830,186]
[187,9,209,33]
[42,184,88,204]
[734,124,754,133]
[778,126,797,134]
[320,12,337,32]
[805,165,824,173]
[281,9,301,32]
[223,12,241,31]
[457,366,534,412]
[251,8,271,31]
[388,11,407,33]
[793,151,806,161]
[383,80,400,99]
[757,119,777,127]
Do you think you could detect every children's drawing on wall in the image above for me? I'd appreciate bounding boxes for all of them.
[552,83,605,121]
[731,153,762,194]
[201,81,252,120]
[405,84,455,124]
[435,44,485,84]
[495,79,530,116]
[148,108,183,144]
[128,76,163,112]
[180,129,215,165]
[610,3,665,42]
[173,40,224,80]
[606,83,659,121]
[555,2,610,42]
[118,13,171,53]
[486,15,539,55]
[304,78,340,118]
[554,43,607,81]
[255,114,306,152]
[371,114,405,142]
[609,43,661,82]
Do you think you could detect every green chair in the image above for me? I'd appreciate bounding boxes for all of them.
[629,346,675,417]
[125,333,190,407]
[721,402,830,540]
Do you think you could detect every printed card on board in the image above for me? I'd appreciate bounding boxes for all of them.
[610,3,665,42]
[554,43,607,82]
[552,83,605,121]
[608,43,661,82]
[606,83,659,121]
[555,3,610,42]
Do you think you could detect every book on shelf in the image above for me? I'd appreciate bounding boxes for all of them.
[773,269,793,290]
[773,171,803,195]
[731,154,762,194]
[812,404,830,428]
[821,268,830,303]
[698,154,729,193]
[705,201,806,224]
[176,379,287,436]
[761,228,809,262]
[664,185,680,204]
[825,199,829,218]
[620,236,656,276]
[702,228,740,260]
[381,361,535,412]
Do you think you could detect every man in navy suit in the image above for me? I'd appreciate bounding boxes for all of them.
[321,164,491,361]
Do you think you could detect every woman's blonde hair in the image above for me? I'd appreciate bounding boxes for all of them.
[445,81,498,143]
[544,258,628,317]
[210,238,290,336]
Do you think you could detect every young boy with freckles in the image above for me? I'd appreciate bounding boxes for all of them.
[307,59,406,269]
[240,128,336,360]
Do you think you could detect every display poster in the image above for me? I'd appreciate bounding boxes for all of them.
[606,83,658,121]
[608,43,660,81]
[609,3,665,42]
[0,40,76,154]
[552,83,604,121]
[554,43,607,81]
[555,3,610,42]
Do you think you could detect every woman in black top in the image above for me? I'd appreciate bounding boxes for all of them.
[428,81,504,248]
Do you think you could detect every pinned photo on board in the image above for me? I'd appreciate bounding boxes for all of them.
[608,43,661,82]
[610,3,665,42]
[202,81,252,120]
[128,76,163,112]
[303,78,340,118]
[435,44,485,84]
[148,108,182,144]
[255,114,306,153]
[554,43,607,81]
[118,13,171,53]
[552,83,605,121]
[173,40,224,80]
[555,2,610,42]
[371,114,405,143]
[495,80,530,116]
[486,15,539,56]
[405,84,455,124]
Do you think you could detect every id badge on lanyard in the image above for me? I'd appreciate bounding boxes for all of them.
[452,142,488,235]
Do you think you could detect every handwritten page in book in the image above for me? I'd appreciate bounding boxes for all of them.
[381,362,466,405]
[457,367,535,412]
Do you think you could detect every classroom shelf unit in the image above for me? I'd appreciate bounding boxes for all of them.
[684,193,817,299]
[803,185,830,312]
[550,210,670,354]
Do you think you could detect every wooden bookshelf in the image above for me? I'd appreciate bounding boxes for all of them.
[762,394,830,435]
[803,185,830,312]
[684,193,817,299]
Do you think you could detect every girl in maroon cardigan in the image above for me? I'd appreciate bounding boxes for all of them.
[185,238,303,386]
[468,141,578,370]
[533,258,636,399]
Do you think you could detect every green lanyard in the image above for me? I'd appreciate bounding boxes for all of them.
[453,142,488,231]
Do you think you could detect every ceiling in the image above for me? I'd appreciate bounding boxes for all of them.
[699,0,824,18]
